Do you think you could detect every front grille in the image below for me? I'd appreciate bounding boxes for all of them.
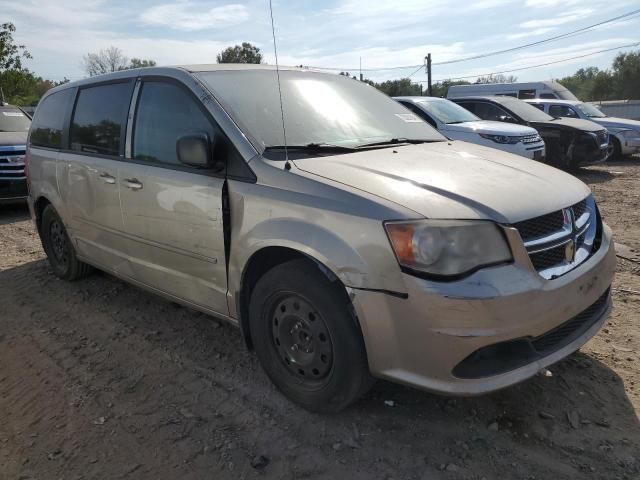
[513,210,564,242]
[572,199,587,219]
[530,245,565,270]
[453,289,611,379]
[511,196,600,278]
[532,289,610,353]
[521,134,541,144]
[0,147,26,180]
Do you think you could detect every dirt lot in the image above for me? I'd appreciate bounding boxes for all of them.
[1,158,640,480]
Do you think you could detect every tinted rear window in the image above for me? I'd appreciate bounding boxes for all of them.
[70,82,132,156]
[30,89,73,148]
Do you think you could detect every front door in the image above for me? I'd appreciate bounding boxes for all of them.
[118,79,228,315]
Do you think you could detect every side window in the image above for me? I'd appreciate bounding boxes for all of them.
[133,82,217,166]
[530,103,545,111]
[400,102,437,128]
[539,93,557,99]
[456,102,476,114]
[518,89,536,99]
[70,82,132,156]
[549,105,578,118]
[30,89,73,149]
[474,102,509,121]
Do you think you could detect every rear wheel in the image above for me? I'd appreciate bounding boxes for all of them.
[40,205,92,280]
[249,259,373,412]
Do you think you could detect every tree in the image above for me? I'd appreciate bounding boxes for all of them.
[128,58,157,69]
[83,46,128,76]
[474,74,518,84]
[216,42,263,64]
[83,47,157,76]
[0,22,31,72]
[612,51,640,99]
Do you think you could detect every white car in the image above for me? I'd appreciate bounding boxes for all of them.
[395,96,546,160]
[526,99,640,157]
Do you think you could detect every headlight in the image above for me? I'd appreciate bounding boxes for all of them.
[479,134,523,144]
[621,129,640,140]
[384,220,512,278]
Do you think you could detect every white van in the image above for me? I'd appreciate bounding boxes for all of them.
[447,81,578,101]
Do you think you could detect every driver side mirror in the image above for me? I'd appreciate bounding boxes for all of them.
[176,133,224,171]
[498,115,514,123]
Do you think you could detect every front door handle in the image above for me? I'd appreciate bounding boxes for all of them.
[99,172,116,184]
[124,178,143,190]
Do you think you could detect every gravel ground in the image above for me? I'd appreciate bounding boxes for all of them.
[1,158,639,480]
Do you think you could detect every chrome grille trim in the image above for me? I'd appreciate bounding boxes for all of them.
[511,196,598,279]
[0,145,26,181]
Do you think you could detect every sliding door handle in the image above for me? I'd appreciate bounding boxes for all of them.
[99,172,116,184]
[124,178,143,190]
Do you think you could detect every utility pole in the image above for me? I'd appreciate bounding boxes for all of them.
[359,57,363,81]
[426,53,432,96]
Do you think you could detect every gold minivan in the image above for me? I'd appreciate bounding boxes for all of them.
[27,65,615,412]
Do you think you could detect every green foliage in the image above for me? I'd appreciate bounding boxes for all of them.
[0,70,64,106]
[128,58,157,69]
[557,51,640,101]
[0,22,31,71]
[216,42,263,64]
[474,74,518,84]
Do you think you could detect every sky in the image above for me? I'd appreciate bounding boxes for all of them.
[4,0,640,85]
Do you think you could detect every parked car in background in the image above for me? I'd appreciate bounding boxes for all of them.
[525,99,640,158]
[447,81,578,101]
[394,96,545,160]
[0,104,31,203]
[27,65,615,412]
[451,96,610,169]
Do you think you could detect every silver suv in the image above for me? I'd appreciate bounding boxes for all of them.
[27,65,616,412]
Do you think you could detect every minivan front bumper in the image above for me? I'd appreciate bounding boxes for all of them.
[350,223,615,395]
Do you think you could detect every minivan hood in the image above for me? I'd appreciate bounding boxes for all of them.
[532,116,603,132]
[592,116,640,131]
[443,120,537,136]
[0,131,27,148]
[293,141,590,223]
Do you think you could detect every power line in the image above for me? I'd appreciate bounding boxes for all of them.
[417,41,640,83]
[434,8,640,66]
[305,8,640,72]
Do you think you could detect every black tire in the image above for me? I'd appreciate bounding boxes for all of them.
[249,259,373,413]
[610,136,622,159]
[40,205,92,281]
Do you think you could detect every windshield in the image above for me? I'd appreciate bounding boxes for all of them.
[418,99,479,124]
[494,97,554,122]
[0,109,31,132]
[197,70,446,151]
[576,102,606,118]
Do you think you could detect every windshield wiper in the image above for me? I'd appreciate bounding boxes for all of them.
[264,143,357,152]
[355,138,439,148]
[445,121,465,125]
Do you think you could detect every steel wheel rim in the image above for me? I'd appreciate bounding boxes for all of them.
[270,294,334,381]
[49,220,69,267]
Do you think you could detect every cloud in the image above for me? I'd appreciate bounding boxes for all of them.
[507,27,555,40]
[520,8,594,29]
[141,1,249,31]
[3,0,110,27]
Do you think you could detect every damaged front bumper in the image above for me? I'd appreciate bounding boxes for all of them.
[350,223,616,395]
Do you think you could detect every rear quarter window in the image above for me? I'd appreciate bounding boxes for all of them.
[30,89,74,149]
[70,82,133,156]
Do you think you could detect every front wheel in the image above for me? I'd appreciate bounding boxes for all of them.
[40,205,92,281]
[249,259,373,412]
